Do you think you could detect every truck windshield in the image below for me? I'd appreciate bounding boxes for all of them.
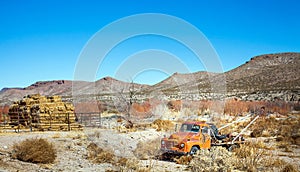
[180,124,200,132]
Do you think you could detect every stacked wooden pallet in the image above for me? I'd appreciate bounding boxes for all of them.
[8,94,82,131]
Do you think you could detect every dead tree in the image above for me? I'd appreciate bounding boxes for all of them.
[115,81,137,128]
[118,81,137,117]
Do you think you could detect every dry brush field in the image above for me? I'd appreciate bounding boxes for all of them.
[0,111,299,172]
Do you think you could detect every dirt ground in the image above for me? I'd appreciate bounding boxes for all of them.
[0,128,189,172]
[0,115,299,172]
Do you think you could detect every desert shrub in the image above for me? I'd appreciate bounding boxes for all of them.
[280,163,299,172]
[174,155,193,165]
[233,141,266,171]
[134,123,152,130]
[133,138,161,160]
[224,98,251,115]
[151,119,174,131]
[264,158,285,169]
[189,147,235,171]
[118,158,138,171]
[250,117,277,137]
[251,127,264,137]
[118,158,152,172]
[277,141,293,152]
[167,100,182,111]
[87,142,115,164]
[0,157,9,169]
[278,118,300,145]
[223,99,295,116]
[198,100,213,115]
[250,116,300,147]
[51,133,61,138]
[12,138,56,164]
[87,142,152,171]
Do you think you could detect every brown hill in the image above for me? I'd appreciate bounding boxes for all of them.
[0,52,299,106]
[0,78,149,106]
[144,71,218,93]
[0,80,73,105]
[225,52,300,92]
[146,52,299,101]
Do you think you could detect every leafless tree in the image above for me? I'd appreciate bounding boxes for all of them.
[117,81,137,118]
[114,81,138,128]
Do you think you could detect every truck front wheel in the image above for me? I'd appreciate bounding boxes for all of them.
[189,146,199,155]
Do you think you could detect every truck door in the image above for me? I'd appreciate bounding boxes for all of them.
[200,126,211,149]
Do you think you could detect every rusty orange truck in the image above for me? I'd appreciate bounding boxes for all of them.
[161,120,245,155]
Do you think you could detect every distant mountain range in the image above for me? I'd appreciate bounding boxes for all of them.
[0,52,299,106]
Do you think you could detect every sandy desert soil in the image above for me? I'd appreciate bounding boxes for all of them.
[0,128,189,172]
[0,115,299,172]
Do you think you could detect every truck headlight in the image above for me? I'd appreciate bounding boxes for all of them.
[180,143,185,148]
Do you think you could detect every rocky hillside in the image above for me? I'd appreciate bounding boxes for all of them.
[147,52,300,101]
[0,78,148,105]
[226,53,300,92]
[224,53,300,101]
[143,71,218,94]
[0,80,73,105]
[0,52,299,106]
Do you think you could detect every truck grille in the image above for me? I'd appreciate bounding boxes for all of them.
[165,140,178,149]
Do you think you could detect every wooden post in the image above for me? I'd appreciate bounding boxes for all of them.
[89,113,91,127]
[98,112,101,128]
[67,113,70,131]
[49,112,52,130]
[37,112,40,130]
[30,113,32,132]
[17,112,20,133]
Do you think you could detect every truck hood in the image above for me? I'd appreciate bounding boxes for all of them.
[169,132,198,141]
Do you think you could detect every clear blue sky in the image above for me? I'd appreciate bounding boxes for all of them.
[1,0,299,89]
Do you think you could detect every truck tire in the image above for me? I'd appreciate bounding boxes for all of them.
[189,146,199,155]
[228,144,239,151]
[160,152,172,161]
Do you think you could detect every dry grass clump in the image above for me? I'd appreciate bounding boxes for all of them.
[224,99,294,116]
[250,116,300,145]
[134,123,152,130]
[233,141,298,171]
[277,141,293,152]
[251,116,300,157]
[233,141,266,171]
[133,138,161,160]
[164,140,295,171]
[151,119,174,131]
[174,155,193,165]
[12,138,56,164]
[189,147,235,171]
[190,141,281,171]
[87,142,115,163]
[250,117,278,137]
[87,142,152,171]
[280,163,299,172]
[264,158,285,168]
[118,158,151,172]
[51,133,61,138]
[0,157,9,169]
